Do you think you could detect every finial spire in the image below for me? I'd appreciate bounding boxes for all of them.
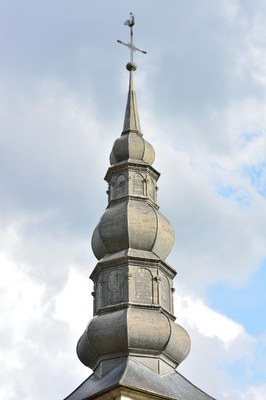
[117,13,146,135]
[117,12,147,66]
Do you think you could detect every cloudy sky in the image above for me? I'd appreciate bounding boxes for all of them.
[1,1,266,399]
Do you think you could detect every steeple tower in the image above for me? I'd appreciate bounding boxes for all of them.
[64,14,216,400]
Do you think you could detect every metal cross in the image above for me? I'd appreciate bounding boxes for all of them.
[117,13,147,63]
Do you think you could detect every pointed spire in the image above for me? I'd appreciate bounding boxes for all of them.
[117,13,146,136]
[110,60,155,165]
[122,62,141,134]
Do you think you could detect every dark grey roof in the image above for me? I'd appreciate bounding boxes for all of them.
[64,357,216,400]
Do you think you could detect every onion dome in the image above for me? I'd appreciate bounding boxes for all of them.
[77,308,191,371]
[91,200,174,261]
[110,132,155,165]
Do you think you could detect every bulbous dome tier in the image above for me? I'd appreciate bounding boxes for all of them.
[110,131,155,165]
[77,308,191,370]
[91,200,174,261]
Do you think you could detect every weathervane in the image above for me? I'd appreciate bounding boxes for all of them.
[117,12,147,64]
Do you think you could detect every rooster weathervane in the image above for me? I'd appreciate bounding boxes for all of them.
[117,13,147,64]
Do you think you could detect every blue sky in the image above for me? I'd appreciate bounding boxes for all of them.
[1,1,266,399]
[207,261,266,336]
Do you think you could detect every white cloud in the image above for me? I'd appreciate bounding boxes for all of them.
[0,227,90,400]
[237,12,266,86]
[0,244,45,338]
[239,385,266,400]
[54,266,93,331]
[176,294,244,344]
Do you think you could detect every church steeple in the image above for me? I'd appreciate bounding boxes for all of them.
[64,14,216,400]
[76,14,190,376]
